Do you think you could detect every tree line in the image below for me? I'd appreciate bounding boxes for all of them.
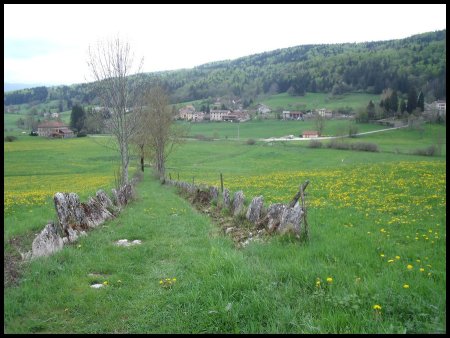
[4,30,446,109]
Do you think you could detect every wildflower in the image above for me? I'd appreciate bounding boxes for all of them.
[373,304,382,311]
[388,259,394,263]
[419,268,425,272]
[326,277,333,283]
[407,264,413,270]
[103,281,108,286]
[380,254,385,257]
[395,256,400,260]
[159,280,163,284]
[403,284,409,289]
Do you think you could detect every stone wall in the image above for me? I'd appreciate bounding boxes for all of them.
[166,179,307,239]
[29,182,136,260]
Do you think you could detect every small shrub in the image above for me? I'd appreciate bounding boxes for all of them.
[4,135,17,142]
[308,140,323,148]
[350,142,379,152]
[327,139,350,150]
[412,145,436,156]
[246,138,256,145]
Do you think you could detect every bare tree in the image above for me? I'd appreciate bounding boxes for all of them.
[137,84,186,182]
[314,113,326,136]
[87,37,144,184]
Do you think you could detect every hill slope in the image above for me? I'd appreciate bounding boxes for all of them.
[4,30,446,107]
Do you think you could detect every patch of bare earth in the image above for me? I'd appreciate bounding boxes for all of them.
[4,232,37,288]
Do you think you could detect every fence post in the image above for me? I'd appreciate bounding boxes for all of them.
[220,173,224,192]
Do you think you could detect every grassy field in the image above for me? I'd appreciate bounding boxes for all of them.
[259,92,380,112]
[182,119,387,140]
[4,120,446,333]
[4,135,119,239]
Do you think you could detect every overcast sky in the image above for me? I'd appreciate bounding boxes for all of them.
[4,4,446,86]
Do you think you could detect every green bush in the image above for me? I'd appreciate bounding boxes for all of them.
[4,135,18,142]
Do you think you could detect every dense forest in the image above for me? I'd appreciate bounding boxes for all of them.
[4,30,446,108]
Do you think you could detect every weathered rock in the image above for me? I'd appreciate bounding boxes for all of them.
[246,196,264,223]
[232,190,245,216]
[96,189,113,209]
[278,203,303,235]
[209,186,219,201]
[223,188,231,209]
[115,239,142,247]
[66,227,80,243]
[54,192,88,235]
[266,203,287,232]
[82,196,114,228]
[31,222,64,258]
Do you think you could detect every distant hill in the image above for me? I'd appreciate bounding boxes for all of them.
[4,82,49,92]
[4,30,446,107]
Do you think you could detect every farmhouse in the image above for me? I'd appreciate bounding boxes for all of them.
[178,105,196,120]
[210,109,231,121]
[282,111,304,120]
[37,121,75,138]
[302,130,319,138]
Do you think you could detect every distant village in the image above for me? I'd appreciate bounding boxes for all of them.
[26,98,446,139]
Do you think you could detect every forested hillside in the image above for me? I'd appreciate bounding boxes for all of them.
[4,30,446,108]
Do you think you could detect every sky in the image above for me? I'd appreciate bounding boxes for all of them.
[4,4,446,87]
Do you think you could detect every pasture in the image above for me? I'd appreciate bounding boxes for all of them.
[3,120,446,333]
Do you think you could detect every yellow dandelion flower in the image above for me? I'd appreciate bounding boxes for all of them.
[159,280,163,284]
[373,304,382,311]
[103,281,108,285]
[419,268,425,272]
[403,284,410,289]
[407,264,413,270]
[380,254,385,257]
[326,277,333,283]
[388,259,394,263]
[395,256,400,260]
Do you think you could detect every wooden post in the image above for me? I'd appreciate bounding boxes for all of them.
[220,173,224,192]
[288,180,309,208]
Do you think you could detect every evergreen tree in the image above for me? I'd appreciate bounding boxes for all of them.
[406,87,418,113]
[390,90,398,116]
[367,100,375,119]
[70,104,86,132]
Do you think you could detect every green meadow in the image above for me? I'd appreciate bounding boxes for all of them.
[4,120,446,333]
[260,92,380,111]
